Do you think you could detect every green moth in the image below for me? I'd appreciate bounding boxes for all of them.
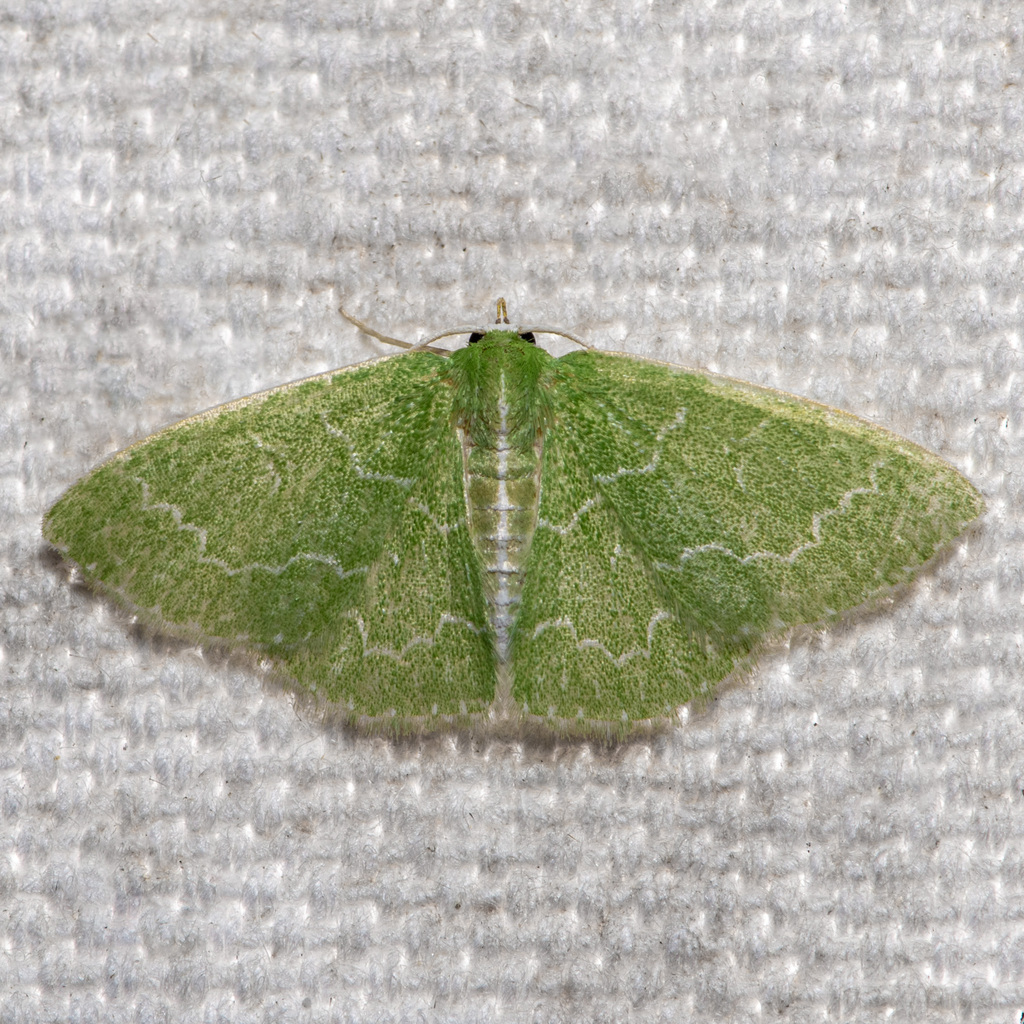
[44,299,983,736]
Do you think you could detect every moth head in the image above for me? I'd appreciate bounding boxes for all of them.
[466,296,536,345]
[338,298,588,353]
[468,330,536,346]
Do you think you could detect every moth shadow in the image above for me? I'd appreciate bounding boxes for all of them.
[304,694,682,762]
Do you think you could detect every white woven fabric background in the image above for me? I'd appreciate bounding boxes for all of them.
[3,1,1021,1021]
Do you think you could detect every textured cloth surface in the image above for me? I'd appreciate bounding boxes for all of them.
[2,2,1020,1021]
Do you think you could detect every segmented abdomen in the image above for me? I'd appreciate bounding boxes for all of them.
[461,391,542,663]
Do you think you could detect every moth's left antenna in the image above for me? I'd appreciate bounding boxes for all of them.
[337,303,416,350]
[338,303,455,355]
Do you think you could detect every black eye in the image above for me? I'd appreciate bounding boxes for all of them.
[518,332,536,345]
[468,333,483,344]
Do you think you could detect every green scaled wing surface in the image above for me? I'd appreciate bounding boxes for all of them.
[45,331,983,734]
[44,352,495,721]
[510,350,983,726]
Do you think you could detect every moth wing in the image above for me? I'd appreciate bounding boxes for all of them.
[44,352,495,722]
[511,351,982,728]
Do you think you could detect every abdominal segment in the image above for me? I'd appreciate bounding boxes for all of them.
[461,386,543,663]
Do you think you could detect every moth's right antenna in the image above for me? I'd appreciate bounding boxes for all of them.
[499,296,592,350]
[520,326,592,350]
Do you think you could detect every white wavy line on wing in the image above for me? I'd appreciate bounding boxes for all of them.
[133,478,368,580]
[593,408,688,483]
[656,464,884,571]
[529,610,674,666]
[341,611,487,662]
[537,496,601,535]
[731,419,778,492]
[541,409,688,532]
[319,413,416,487]
[410,501,462,536]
